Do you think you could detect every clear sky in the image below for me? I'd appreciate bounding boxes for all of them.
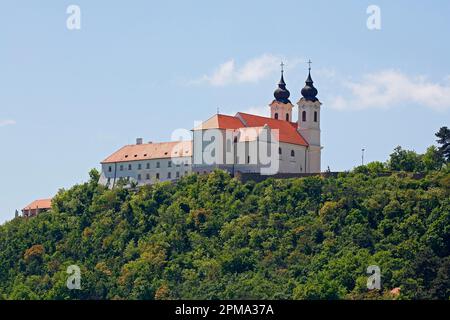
[1,0,449,223]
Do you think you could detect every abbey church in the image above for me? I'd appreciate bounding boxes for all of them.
[99,65,322,187]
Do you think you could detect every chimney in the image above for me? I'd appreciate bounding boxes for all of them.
[136,138,143,145]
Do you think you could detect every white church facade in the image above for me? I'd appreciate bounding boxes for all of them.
[99,65,322,187]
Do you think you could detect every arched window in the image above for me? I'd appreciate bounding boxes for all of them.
[291,150,295,157]
[302,111,306,122]
[278,147,282,155]
[274,113,278,119]
[314,111,318,122]
[286,113,289,121]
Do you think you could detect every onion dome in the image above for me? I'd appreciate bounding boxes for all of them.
[274,69,291,104]
[301,69,318,102]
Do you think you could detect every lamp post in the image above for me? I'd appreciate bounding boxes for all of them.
[361,148,365,166]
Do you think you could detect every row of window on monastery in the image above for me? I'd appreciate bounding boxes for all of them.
[106,170,189,185]
[107,146,297,175]
[273,110,318,122]
[108,160,190,173]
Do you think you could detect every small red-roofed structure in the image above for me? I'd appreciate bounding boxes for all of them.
[22,198,52,217]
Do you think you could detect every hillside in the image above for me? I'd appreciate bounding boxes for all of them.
[0,164,449,300]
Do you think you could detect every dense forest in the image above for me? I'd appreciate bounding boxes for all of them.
[0,128,449,300]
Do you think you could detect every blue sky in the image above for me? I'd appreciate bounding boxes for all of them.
[1,0,449,223]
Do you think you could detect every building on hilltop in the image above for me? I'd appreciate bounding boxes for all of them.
[99,140,192,187]
[192,112,310,175]
[99,63,322,187]
[22,198,52,217]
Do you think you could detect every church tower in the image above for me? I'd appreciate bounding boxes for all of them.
[270,62,293,122]
[297,60,322,173]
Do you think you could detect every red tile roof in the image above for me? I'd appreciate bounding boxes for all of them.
[101,141,192,164]
[104,112,307,166]
[236,112,308,146]
[23,199,52,211]
[193,114,244,130]
[194,113,308,146]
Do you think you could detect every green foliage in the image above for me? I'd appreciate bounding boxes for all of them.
[388,146,424,172]
[359,132,448,174]
[422,146,444,171]
[436,126,450,162]
[0,162,449,300]
[354,161,387,175]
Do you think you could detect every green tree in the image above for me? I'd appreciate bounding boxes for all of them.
[422,146,444,171]
[388,146,423,172]
[0,151,449,300]
[435,126,450,162]
[9,283,39,300]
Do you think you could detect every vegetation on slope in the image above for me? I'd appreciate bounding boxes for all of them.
[0,128,449,300]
